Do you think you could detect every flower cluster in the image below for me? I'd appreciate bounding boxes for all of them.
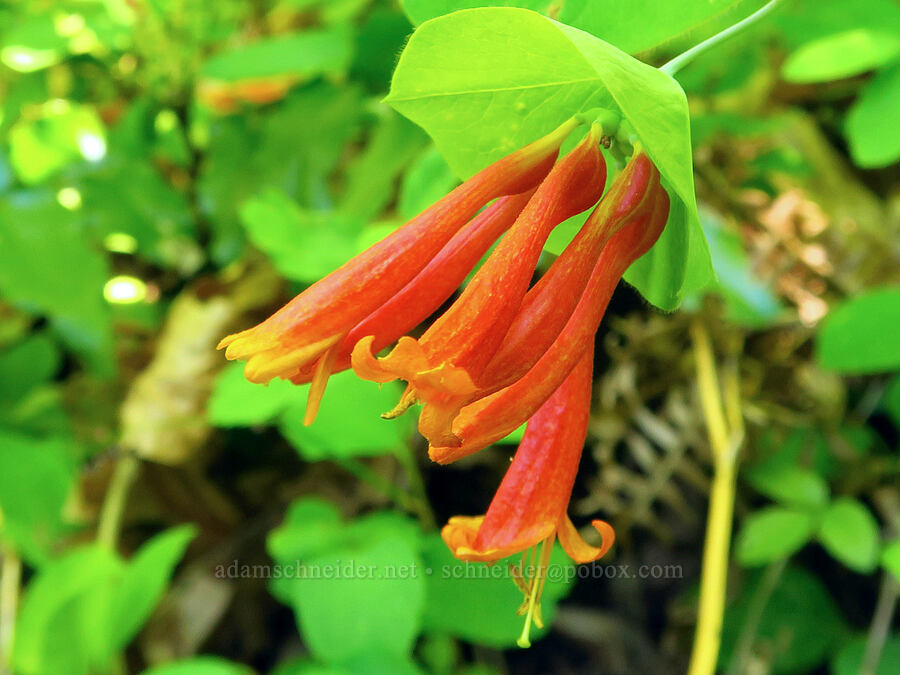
[219,116,670,643]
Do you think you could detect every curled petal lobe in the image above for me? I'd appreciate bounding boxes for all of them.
[557,516,616,564]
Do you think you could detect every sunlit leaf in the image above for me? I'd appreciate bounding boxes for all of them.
[386,7,713,309]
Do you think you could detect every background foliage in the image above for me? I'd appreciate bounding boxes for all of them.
[0,0,898,674]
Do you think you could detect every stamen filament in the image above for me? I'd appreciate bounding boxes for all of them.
[517,533,556,648]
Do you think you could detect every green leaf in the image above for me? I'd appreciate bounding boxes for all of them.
[0,333,60,405]
[847,61,900,168]
[278,371,414,461]
[401,0,551,26]
[386,8,713,310]
[141,656,255,675]
[817,498,880,573]
[744,464,829,509]
[882,540,900,582]
[201,27,353,82]
[398,146,460,220]
[208,362,298,427]
[695,207,782,327]
[817,286,900,374]
[75,156,199,272]
[0,192,113,374]
[13,545,124,675]
[339,112,428,221]
[199,82,364,263]
[832,635,900,675]
[719,564,846,673]
[8,102,106,184]
[106,525,197,654]
[884,375,900,429]
[0,431,77,564]
[420,533,574,646]
[735,507,817,566]
[240,189,363,284]
[558,0,769,55]
[267,502,425,663]
[782,29,900,83]
[0,14,67,73]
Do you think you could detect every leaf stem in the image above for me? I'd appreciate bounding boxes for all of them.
[860,573,899,675]
[688,317,743,675]
[660,0,781,76]
[0,546,21,671]
[97,452,141,550]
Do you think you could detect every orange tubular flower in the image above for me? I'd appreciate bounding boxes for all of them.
[287,190,535,385]
[218,118,578,416]
[352,124,608,447]
[476,152,660,397]
[429,173,671,465]
[442,347,615,647]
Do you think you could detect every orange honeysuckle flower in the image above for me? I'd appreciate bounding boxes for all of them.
[441,347,615,647]
[287,190,535,386]
[429,173,671,465]
[476,152,661,397]
[218,118,579,418]
[351,124,609,446]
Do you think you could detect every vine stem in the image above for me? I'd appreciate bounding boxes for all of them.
[688,318,744,675]
[97,452,141,550]
[0,546,21,671]
[860,574,899,675]
[660,0,781,76]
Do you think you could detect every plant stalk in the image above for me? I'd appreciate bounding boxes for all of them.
[660,0,781,76]
[0,546,22,672]
[687,317,743,675]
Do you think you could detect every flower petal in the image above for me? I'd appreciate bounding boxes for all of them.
[430,176,671,464]
[557,515,615,564]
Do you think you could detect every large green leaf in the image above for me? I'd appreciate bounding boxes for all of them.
[719,564,847,673]
[386,7,713,309]
[278,371,414,461]
[105,525,197,654]
[420,533,574,647]
[0,431,77,564]
[13,545,125,675]
[0,192,113,373]
[267,500,425,664]
[558,0,769,55]
[817,286,900,373]
[401,1,770,56]
[846,61,900,168]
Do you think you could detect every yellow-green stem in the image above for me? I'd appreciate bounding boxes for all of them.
[0,546,22,671]
[97,452,141,550]
[688,318,742,675]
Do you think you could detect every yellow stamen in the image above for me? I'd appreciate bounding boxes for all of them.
[517,533,556,648]
[381,386,418,419]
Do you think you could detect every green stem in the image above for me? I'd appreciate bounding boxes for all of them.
[0,546,21,671]
[726,558,787,675]
[660,0,781,76]
[860,574,899,675]
[397,450,437,530]
[687,318,743,675]
[97,453,141,550]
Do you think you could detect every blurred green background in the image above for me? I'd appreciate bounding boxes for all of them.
[0,1,899,674]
